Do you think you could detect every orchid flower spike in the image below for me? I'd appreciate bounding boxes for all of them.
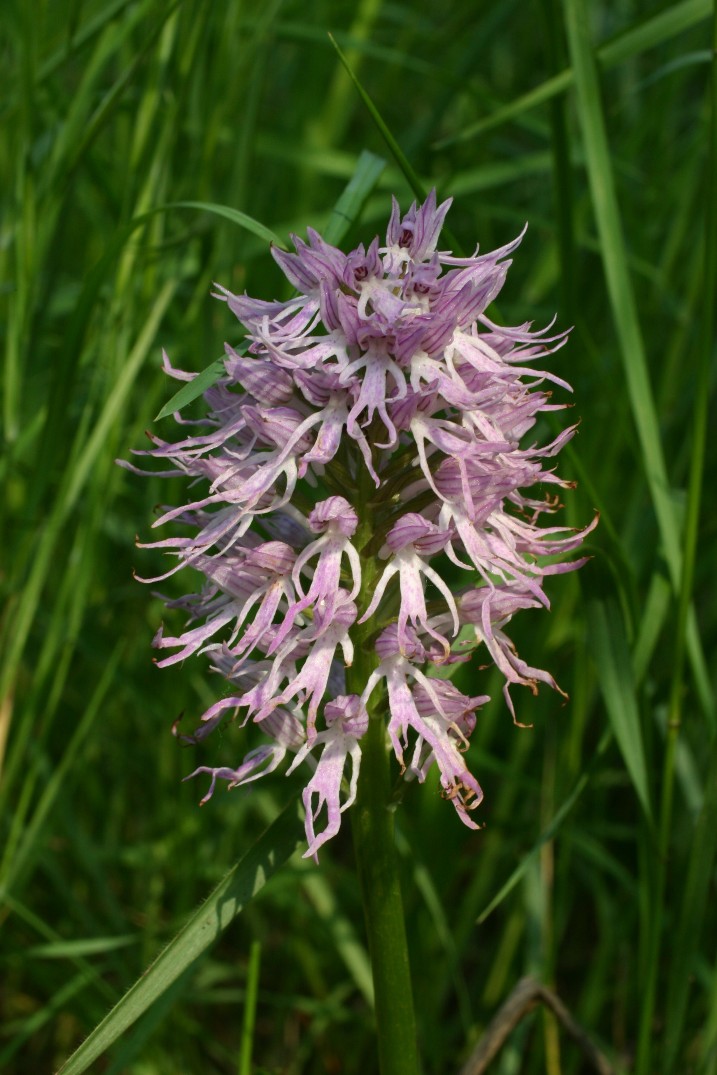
[123,191,595,859]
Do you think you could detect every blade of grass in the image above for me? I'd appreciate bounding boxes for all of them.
[561,0,714,726]
[0,642,123,894]
[435,0,711,147]
[322,148,386,246]
[541,0,576,321]
[584,558,652,823]
[25,936,137,959]
[327,33,465,259]
[307,0,383,156]
[327,32,426,203]
[103,968,196,1075]
[154,357,228,421]
[0,891,119,1017]
[656,7,717,1070]
[477,728,612,924]
[664,732,717,1071]
[238,940,262,1075]
[301,871,374,1007]
[56,799,303,1075]
[166,201,284,248]
[0,281,176,770]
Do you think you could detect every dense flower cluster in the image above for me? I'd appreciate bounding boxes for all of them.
[125,192,594,859]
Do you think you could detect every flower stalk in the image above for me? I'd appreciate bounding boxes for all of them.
[348,459,420,1074]
[352,706,420,1075]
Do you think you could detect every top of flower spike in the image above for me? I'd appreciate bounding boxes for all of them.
[384,189,453,263]
[269,189,454,296]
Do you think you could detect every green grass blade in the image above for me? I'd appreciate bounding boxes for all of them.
[662,8,717,1068]
[302,871,374,1007]
[477,729,612,924]
[322,149,386,246]
[326,34,466,256]
[584,560,652,823]
[102,969,196,1075]
[0,891,119,1015]
[166,201,285,248]
[56,799,303,1075]
[561,0,676,571]
[239,940,262,1075]
[602,0,711,65]
[25,936,137,959]
[0,643,122,893]
[328,32,426,203]
[562,0,714,724]
[435,0,711,146]
[154,358,227,421]
[664,733,717,1070]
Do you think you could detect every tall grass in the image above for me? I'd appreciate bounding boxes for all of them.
[1,1,715,1072]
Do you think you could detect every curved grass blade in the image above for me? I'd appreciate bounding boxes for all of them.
[165,201,284,247]
[56,799,303,1075]
[322,149,386,247]
[435,0,711,147]
[327,32,426,203]
[477,729,612,924]
[154,357,228,421]
[102,968,195,1075]
[327,33,465,257]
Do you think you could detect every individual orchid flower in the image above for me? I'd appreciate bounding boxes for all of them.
[287,694,368,860]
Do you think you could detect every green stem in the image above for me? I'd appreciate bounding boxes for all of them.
[345,461,421,1075]
[238,940,261,1075]
[351,708,420,1075]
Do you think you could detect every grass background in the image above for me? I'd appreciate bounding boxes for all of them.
[1,0,716,1072]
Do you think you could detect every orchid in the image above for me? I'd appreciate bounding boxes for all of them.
[125,191,594,860]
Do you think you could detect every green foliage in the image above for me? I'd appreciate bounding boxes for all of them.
[1,1,715,1072]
